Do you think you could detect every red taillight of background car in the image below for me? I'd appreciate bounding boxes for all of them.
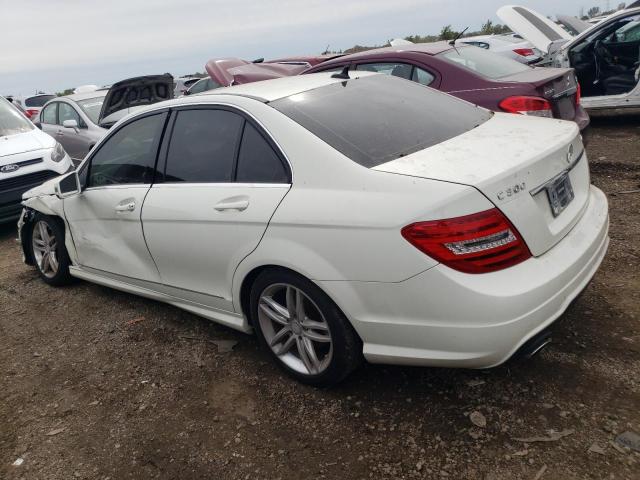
[401,208,531,274]
[499,96,553,118]
[512,48,535,57]
[575,82,581,106]
[24,109,39,119]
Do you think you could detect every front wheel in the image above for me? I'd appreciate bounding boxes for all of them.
[250,269,362,386]
[30,214,73,286]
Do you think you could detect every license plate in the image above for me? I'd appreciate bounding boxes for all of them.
[546,172,574,217]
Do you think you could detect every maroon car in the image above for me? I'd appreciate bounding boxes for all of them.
[304,42,589,130]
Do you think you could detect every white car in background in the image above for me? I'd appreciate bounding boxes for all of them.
[460,34,542,63]
[390,35,541,64]
[14,93,56,121]
[0,96,72,223]
[499,5,640,109]
[18,72,608,385]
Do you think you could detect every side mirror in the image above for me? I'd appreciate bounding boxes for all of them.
[54,171,81,199]
[63,119,79,130]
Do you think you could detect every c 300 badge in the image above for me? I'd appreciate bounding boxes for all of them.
[497,182,526,201]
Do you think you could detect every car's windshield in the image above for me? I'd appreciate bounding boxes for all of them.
[0,96,34,136]
[271,74,492,168]
[437,45,530,79]
[77,96,105,124]
[24,95,55,107]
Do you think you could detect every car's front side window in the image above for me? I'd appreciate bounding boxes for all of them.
[87,113,166,188]
[41,103,57,125]
[58,103,81,126]
[164,109,244,183]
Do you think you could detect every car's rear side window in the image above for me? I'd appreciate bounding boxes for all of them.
[271,75,491,167]
[236,122,289,183]
[164,109,243,183]
[437,45,529,79]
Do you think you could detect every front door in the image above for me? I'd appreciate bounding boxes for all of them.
[64,111,168,282]
[57,102,91,162]
[141,107,291,310]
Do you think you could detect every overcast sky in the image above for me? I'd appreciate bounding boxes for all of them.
[0,0,615,96]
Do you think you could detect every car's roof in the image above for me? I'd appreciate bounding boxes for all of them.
[183,71,379,103]
[336,41,456,61]
[63,91,108,102]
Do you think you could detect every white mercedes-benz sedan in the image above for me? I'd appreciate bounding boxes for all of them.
[17,71,609,385]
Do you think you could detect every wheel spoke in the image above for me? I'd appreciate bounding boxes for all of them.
[33,238,46,248]
[302,337,322,372]
[301,319,329,331]
[285,286,297,319]
[49,252,59,273]
[295,289,305,321]
[279,333,296,355]
[41,252,50,273]
[304,330,331,343]
[269,326,291,347]
[259,296,290,325]
[296,336,315,374]
[38,222,49,243]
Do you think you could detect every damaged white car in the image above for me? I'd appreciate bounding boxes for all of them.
[18,72,609,385]
[499,5,640,109]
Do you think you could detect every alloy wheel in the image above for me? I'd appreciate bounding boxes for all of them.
[258,283,333,375]
[31,220,59,278]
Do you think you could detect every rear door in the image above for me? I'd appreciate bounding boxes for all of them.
[141,106,291,311]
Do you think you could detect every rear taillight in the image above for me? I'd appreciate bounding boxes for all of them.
[575,82,581,106]
[401,208,531,274]
[24,109,39,119]
[499,96,553,118]
[513,48,535,57]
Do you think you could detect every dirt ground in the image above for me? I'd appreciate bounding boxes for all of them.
[1,111,639,480]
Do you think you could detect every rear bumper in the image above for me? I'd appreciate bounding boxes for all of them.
[574,104,590,132]
[317,186,609,368]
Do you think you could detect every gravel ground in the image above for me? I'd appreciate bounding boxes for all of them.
[1,111,639,480]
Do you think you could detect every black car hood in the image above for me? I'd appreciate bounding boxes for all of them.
[99,74,174,126]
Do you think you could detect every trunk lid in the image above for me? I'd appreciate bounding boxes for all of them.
[499,67,580,121]
[98,74,174,126]
[373,113,590,257]
[556,15,592,35]
[497,5,572,53]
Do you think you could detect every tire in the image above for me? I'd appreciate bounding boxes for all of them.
[249,268,362,386]
[29,213,73,286]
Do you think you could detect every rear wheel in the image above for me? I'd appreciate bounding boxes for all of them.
[30,214,73,286]
[250,268,362,386]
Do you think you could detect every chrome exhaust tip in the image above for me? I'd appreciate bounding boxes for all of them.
[515,331,553,360]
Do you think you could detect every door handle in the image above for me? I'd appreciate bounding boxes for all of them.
[56,130,64,136]
[214,196,249,212]
[115,201,136,213]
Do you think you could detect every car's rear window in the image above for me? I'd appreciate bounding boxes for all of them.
[24,95,56,107]
[270,74,491,167]
[437,45,530,79]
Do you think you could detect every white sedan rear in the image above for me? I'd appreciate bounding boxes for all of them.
[18,72,609,385]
